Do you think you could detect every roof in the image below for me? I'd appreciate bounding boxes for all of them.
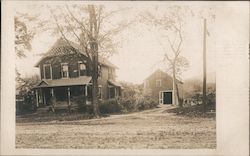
[34,38,118,69]
[33,76,92,88]
[144,69,183,84]
[108,80,122,87]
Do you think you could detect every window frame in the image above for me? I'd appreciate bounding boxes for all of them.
[78,61,86,77]
[156,79,162,87]
[43,64,52,80]
[98,85,102,100]
[61,63,69,78]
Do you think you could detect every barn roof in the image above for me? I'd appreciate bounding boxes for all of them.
[33,76,92,88]
[144,69,183,84]
[34,38,118,69]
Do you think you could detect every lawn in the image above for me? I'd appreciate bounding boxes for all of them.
[16,105,216,149]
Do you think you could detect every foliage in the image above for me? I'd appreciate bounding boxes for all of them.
[99,99,122,114]
[182,79,216,109]
[15,13,39,58]
[118,82,158,112]
[165,104,215,118]
[71,96,88,112]
[16,71,40,114]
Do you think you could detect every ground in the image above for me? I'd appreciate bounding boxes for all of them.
[16,105,216,149]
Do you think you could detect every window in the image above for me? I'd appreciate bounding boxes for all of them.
[156,79,162,87]
[98,65,102,77]
[108,68,113,80]
[109,87,115,99]
[43,64,52,79]
[98,86,102,100]
[61,63,68,78]
[78,61,86,76]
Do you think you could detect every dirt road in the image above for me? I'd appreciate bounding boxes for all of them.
[16,105,216,149]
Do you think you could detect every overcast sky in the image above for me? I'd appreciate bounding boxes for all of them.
[15,1,248,84]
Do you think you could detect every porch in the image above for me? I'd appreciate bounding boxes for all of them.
[33,76,92,112]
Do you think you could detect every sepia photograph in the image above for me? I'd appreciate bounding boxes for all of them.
[1,1,249,155]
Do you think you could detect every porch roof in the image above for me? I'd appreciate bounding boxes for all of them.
[108,80,122,87]
[33,76,92,88]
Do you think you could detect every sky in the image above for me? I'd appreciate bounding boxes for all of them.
[15,1,247,84]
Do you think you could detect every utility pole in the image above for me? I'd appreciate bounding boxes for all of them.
[202,18,207,112]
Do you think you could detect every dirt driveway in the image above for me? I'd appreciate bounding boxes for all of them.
[16,105,216,149]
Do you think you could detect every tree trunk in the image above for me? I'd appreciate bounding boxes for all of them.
[89,5,100,117]
[173,62,182,107]
[91,42,100,117]
[175,81,182,108]
[202,18,207,113]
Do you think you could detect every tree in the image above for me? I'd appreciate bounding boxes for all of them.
[15,13,39,58]
[45,4,131,117]
[141,6,191,107]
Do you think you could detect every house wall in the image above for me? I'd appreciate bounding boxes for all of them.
[144,70,183,101]
[39,55,90,80]
[98,66,114,100]
[38,55,116,100]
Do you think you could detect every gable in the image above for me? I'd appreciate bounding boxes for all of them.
[37,80,49,87]
[34,38,118,69]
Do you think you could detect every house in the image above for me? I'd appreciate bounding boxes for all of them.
[33,38,122,110]
[143,69,183,105]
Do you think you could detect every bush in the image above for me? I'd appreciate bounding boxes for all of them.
[99,99,122,114]
[71,96,89,112]
[118,97,136,112]
[16,90,36,115]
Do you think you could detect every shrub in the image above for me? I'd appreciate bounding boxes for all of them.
[16,90,36,115]
[136,95,158,110]
[71,96,88,112]
[118,96,136,112]
[99,99,122,114]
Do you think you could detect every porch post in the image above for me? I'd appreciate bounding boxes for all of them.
[43,89,46,105]
[68,87,71,106]
[85,85,88,96]
[51,88,55,112]
[35,89,39,107]
[51,88,54,97]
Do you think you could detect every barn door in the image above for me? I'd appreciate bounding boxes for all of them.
[163,91,172,104]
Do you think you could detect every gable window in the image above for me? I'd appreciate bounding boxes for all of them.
[156,79,162,87]
[43,64,52,79]
[78,61,86,76]
[61,63,69,78]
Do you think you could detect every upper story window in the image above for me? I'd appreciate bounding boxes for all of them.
[98,65,102,77]
[156,79,162,87]
[61,63,69,78]
[78,61,86,76]
[108,68,113,80]
[43,64,52,79]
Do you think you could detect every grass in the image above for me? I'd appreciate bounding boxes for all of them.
[16,105,216,149]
